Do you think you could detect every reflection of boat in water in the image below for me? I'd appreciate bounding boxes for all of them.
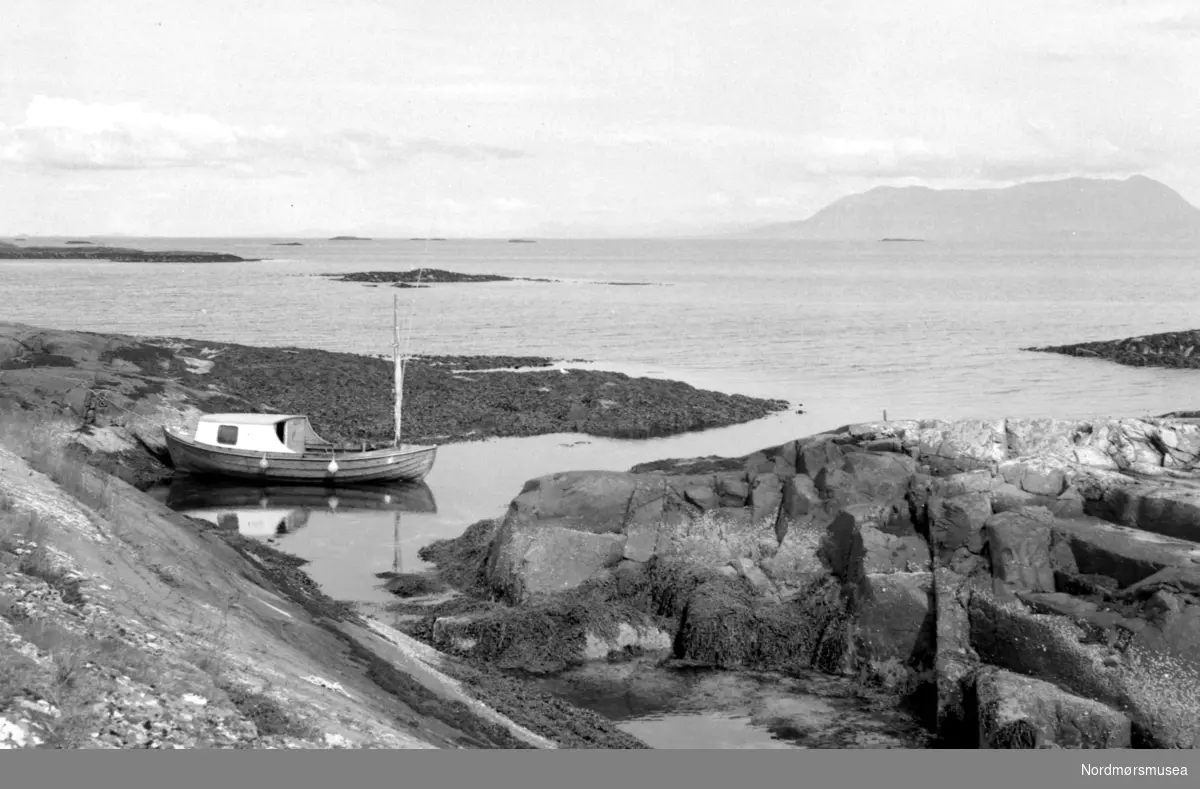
[158,477,437,538]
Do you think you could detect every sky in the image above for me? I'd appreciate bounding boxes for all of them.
[3,0,1200,237]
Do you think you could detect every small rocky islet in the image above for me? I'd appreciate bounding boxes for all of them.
[322,268,656,288]
[1027,328,1200,371]
[0,240,252,263]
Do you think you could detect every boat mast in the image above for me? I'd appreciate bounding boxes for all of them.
[393,292,403,448]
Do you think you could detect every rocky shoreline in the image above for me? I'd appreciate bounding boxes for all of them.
[11,316,1199,749]
[392,416,1200,749]
[3,319,761,748]
[1,412,645,748]
[1025,328,1200,371]
[0,241,252,263]
[0,322,789,490]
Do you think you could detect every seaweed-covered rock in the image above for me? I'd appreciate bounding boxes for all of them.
[976,666,1131,749]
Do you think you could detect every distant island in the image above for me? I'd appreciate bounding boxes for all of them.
[746,175,1200,241]
[322,268,658,288]
[880,238,924,243]
[0,242,253,263]
[409,237,448,242]
[323,269,545,286]
[329,235,372,241]
[272,241,304,246]
[66,240,93,245]
[508,239,537,244]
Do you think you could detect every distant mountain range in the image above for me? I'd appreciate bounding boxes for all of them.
[746,175,1200,241]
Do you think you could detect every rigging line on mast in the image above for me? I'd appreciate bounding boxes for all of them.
[395,218,434,448]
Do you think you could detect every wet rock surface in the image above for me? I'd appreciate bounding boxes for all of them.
[413,415,1200,749]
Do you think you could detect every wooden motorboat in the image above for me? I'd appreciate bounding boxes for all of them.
[164,413,436,483]
[164,292,438,485]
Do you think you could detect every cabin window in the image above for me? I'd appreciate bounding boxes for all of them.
[216,425,239,446]
[276,421,287,445]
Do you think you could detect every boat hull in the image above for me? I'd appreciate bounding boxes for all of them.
[164,429,437,484]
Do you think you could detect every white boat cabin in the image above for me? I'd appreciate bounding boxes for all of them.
[192,414,329,454]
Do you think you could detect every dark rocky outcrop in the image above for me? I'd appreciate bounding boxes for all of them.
[0,244,251,262]
[326,269,521,285]
[413,416,1200,749]
[321,269,656,288]
[1026,328,1200,372]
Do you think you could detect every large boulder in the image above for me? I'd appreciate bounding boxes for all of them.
[927,491,991,560]
[932,569,977,742]
[815,450,916,514]
[750,472,784,526]
[821,505,930,584]
[497,471,651,535]
[984,510,1057,597]
[851,571,935,682]
[975,666,1132,749]
[487,525,626,602]
[1049,513,1200,589]
[1094,484,1200,543]
[967,592,1129,712]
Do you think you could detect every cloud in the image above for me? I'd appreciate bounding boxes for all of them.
[782,134,1154,183]
[1145,13,1200,35]
[398,82,592,103]
[491,197,532,212]
[0,96,525,172]
[582,122,1158,185]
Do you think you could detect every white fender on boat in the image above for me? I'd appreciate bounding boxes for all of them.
[259,456,269,470]
[328,458,339,474]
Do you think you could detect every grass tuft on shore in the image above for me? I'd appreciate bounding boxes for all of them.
[0,407,117,518]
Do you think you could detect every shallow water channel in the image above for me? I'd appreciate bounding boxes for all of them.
[147,423,930,749]
[528,660,929,749]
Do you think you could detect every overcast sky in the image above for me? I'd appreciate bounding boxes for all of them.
[3,0,1199,237]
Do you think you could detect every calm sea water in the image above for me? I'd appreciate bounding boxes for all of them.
[6,236,1200,747]
[7,235,1200,589]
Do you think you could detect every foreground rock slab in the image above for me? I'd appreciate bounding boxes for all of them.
[0,445,564,749]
